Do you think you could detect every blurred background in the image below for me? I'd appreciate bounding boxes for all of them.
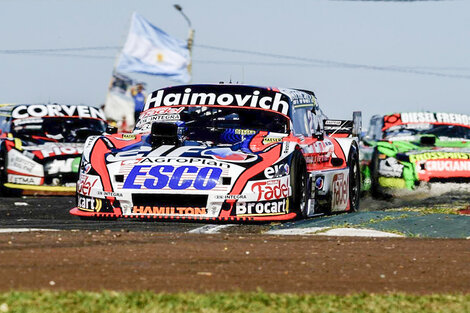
[1,0,469,126]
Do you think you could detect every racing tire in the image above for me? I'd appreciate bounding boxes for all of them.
[289,149,309,219]
[347,144,360,212]
[370,148,392,200]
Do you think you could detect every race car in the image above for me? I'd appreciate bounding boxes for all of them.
[70,84,361,221]
[0,103,110,195]
[361,112,470,198]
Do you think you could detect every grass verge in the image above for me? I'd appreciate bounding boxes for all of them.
[1,291,470,313]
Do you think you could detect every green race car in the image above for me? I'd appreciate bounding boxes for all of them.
[360,112,470,198]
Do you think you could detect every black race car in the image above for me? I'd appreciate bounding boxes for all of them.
[0,103,109,195]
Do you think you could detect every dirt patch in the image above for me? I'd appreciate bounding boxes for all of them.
[1,231,469,294]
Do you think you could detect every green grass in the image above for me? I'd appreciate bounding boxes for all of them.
[1,291,470,313]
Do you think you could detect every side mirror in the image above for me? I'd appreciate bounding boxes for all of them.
[106,125,118,134]
[313,123,324,140]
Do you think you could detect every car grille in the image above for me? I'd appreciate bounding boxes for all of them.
[132,194,208,208]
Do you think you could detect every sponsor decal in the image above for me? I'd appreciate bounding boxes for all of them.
[384,112,470,130]
[77,195,102,212]
[7,150,43,177]
[402,112,470,126]
[122,134,136,140]
[145,88,290,115]
[82,162,92,174]
[202,148,257,163]
[83,136,99,152]
[264,163,289,179]
[234,129,256,135]
[137,114,181,126]
[136,157,230,169]
[107,146,225,163]
[410,152,470,163]
[132,206,206,215]
[96,190,124,198]
[378,158,404,178]
[13,118,43,126]
[400,112,437,124]
[214,194,247,200]
[8,175,41,185]
[251,178,289,201]
[46,158,81,174]
[262,137,283,144]
[77,175,98,196]
[324,120,343,126]
[424,160,470,172]
[332,173,349,210]
[315,177,324,190]
[304,153,330,164]
[12,104,105,120]
[236,199,288,215]
[9,152,37,173]
[123,165,222,190]
[139,106,184,118]
[280,88,316,106]
[34,144,83,158]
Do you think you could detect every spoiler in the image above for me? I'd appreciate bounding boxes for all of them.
[324,111,362,137]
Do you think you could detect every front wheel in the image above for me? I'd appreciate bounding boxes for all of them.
[289,150,308,218]
[347,144,360,212]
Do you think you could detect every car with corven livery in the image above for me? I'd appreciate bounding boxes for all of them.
[71,84,361,221]
[0,103,109,195]
[360,112,470,197]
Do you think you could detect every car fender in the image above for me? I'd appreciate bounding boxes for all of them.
[333,137,357,163]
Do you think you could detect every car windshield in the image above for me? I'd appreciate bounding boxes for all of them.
[384,123,470,140]
[135,106,289,142]
[12,117,107,143]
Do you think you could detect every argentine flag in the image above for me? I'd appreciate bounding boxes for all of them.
[116,12,190,83]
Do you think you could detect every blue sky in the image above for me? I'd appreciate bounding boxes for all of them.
[1,0,469,125]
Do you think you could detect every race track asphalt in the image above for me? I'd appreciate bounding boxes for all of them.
[0,187,469,236]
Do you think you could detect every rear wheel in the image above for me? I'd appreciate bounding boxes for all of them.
[370,148,392,200]
[347,144,360,212]
[289,150,308,218]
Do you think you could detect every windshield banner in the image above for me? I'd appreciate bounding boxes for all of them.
[12,104,106,120]
[383,112,470,131]
[144,85,290,115]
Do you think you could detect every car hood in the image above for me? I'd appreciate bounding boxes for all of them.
[102,132,289,166]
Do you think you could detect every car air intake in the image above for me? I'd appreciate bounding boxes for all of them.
[150,122,180,147]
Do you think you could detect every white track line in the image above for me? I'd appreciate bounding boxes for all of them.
[267,227,403,237]
[318,228,403,237]
[266,227,328,235]
[0,228,59,233]
[188,224,234,234]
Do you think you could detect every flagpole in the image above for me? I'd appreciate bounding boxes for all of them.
[174,4,194,82]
